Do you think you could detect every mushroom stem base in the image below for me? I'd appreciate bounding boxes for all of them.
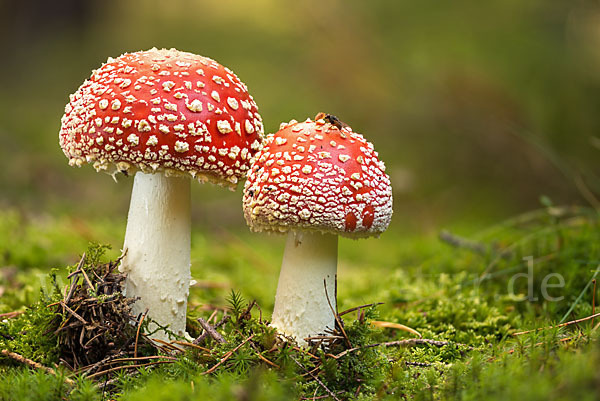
[120,172,191,340]
[271,231,338,347]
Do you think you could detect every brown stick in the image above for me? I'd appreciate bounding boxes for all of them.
[171,341,211,353]
[206,309,219,325]
[290,355,341,401]
[323,279,351,348]
[104,355,177,364]
[202,334,254,375]
[59,301,87,324]
[592,279,597,327]
[505,335,579,356]
[151,338,185,352]
[80,267,95,293]
[250,343,280,369]
[332,338,458,359]
[87,360,174,379]
[79,355,178,374]
[338,303,384,317]
[194,315,230,345]
[0,311,24,319]
[1,350,75,385]
[134,308,149,358]
[512,312,600,336]
[292,346,319,360]
[197,318,227,344]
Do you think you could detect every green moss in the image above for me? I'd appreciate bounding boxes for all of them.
[0,369,100,401]
[1,207,599,399]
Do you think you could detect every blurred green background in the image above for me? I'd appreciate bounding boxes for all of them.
[1,0,599,233]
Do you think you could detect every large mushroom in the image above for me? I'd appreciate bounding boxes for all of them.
[60,48,264,339]
[242,113,392,345]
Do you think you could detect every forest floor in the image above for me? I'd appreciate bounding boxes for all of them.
[0,205,599,401]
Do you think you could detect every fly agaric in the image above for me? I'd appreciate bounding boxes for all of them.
[60,48,264,339]
[242,113,392,345]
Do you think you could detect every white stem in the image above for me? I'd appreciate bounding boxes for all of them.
[119,172,191,340]
[271,231,338,346]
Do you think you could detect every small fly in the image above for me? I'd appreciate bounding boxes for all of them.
[315,112,349,130]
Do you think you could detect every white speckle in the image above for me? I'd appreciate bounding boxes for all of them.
[275,137,287,145]
[217,120,233,134]
[174,141,189,153]
[98,99,109,110]
[127,134,139,145]
[299,208,311,219]
[164,102,177,112]
[119,78,131,89]
[338,154,351,163]
[227,97,239,110]
[245,120,255,134]
[162,81,175,92]
[159,125,170,134]
[302,165,312,174]
[111,99,121,110]
[137,120,151,132]
[211,90,221,102]
[186,99,202,112]
[146,135,158,146]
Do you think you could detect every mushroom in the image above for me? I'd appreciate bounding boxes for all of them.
[60,48,264,339]
[242,113,392,345]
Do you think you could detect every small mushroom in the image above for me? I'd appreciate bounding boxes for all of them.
[60,48,264,339]
[242,114,393,345]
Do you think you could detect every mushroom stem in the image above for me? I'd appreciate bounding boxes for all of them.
[271,231,338,346]
[120,172,191,340]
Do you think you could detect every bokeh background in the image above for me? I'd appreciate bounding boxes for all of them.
[1,0,599,234]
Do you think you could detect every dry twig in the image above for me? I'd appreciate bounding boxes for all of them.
[202,334,255,375]
[513,312,600,336]
[1,349,75,385]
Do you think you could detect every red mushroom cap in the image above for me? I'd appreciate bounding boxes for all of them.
[60,48,264,187]
[243,116,393,238]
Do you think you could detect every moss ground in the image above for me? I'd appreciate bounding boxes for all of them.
[0,205,599,400]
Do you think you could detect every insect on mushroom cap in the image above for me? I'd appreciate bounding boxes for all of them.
[59,48,264,188]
